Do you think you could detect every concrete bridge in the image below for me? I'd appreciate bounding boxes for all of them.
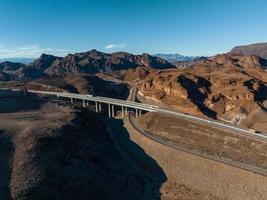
[27,89,267,141]
[27,90,158,118]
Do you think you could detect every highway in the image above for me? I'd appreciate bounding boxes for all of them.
[127,87,267,177]
[28,90,159,112]
[27,89,267,141]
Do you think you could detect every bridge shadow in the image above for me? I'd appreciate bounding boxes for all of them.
[0,130,13,200]
[106,116,167,199]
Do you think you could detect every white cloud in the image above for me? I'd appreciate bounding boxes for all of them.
[0,45,74,58]
[18,45,40,50]
[105,43,127,50]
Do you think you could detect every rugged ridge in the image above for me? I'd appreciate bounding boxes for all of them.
[0,50,174,80]
[230,42,267,60]
[138,54,267,131]
[44,50,175,76]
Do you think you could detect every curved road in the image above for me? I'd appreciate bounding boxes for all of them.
[128,85,267,176]
[24,87,267,175]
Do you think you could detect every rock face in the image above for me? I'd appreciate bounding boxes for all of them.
[230,42,267,60]
[139,54,267,131]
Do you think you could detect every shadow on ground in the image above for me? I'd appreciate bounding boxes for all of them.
[107,117,167,199]
[0,130,13,200]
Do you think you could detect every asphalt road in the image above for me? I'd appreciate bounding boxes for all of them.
[27,89,267,141]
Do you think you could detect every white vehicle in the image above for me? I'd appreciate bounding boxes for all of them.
[249,129,256,134]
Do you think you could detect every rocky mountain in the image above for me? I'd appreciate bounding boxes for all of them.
[17,54,60,79]
[153,53,196,63]
[0,61,26,73]
[43,50,174,76]
[230,42,267,59]
[0,61,27,81]
[137,54,267,132]
[0,50,175,80]
[0,57,36,64]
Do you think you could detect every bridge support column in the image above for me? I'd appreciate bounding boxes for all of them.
[135,109,138,118]
[99,103,102,112]
[86,101,89,106]
[121,106,124,118]
[95,102,98,113]
[71,98,73,103]
[108,104,111,118]
[139,110,142,117]
[112,105,115,117]
[83,100,85,108]
[125,107,128,115]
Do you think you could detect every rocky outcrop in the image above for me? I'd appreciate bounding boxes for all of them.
[139,54,267,130]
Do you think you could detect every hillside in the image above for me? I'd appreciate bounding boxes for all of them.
[21,73,129,99]
[137,54,267,132]
[230,42,267,59]
[0,93,147,200]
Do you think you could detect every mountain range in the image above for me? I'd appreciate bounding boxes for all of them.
[152,53,197,63]
[0,57,35,64]
[0,50,175,81]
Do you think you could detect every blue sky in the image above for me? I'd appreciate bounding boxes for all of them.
[0,0,267,58]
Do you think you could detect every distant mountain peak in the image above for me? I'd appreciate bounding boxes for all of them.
[40,53,57,59]
[153,53,197,64]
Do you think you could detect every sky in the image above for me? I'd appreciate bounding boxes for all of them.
[0,0,267,58]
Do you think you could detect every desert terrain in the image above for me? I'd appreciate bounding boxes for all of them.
[0,91,148,200]
[1,48,267,199]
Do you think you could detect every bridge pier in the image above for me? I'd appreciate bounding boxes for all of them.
[95,102,98,113]
[108,104,111,118]
[83,100,85,108]
[99,103,102,112]
[125,107,128,115]
[121,106,124,118]
[112,105,115,117]
[139,109,142,117]
[86,101,89,106]
[135,109,138,118]
[71,98,73,103]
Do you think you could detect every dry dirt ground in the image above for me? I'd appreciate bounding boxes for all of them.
[0,93,147,200]
[123,115,267,200]
[137,112,267,173]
